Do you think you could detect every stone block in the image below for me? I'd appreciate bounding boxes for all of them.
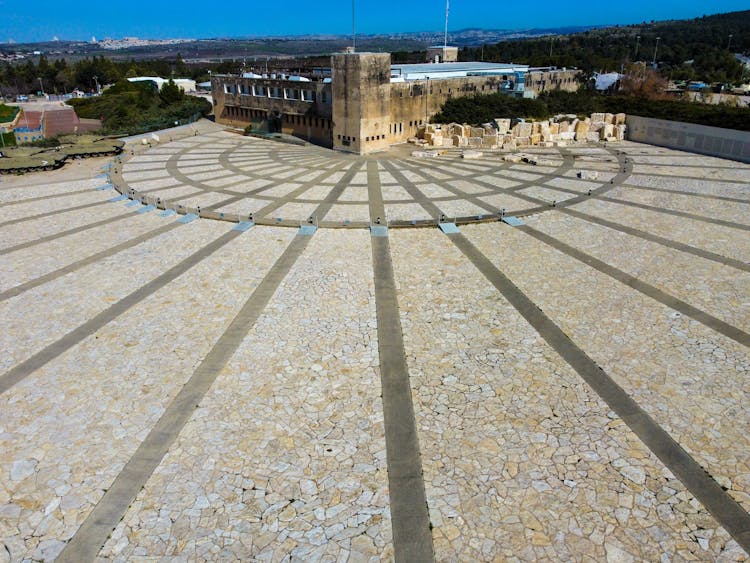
[615,124,627,141]
[470,127,485,138]
[558,121,570,133]
[494,118,511,134]
[591,113,605,123]
[615,113,626,125]
[555,141,568,147]
[482,135,499,147]
[530,133,541,145]
[574,121,589,141]
[603,123,614,138]
[558,131,576,141]
[502,140,517,150]
[442,137,455,147]
[540,141,554,148]
[516,136,530,146]
[467,137,483,147]
[412,150,438,158]
[462,150,483,159]
[503,154,523,163]
[605,113,614,124]
[590,121,605,132]
[549,123,560,135]
[577,170,599,180]
[531,122,542,135]
[586,131,600,142]
[517,122,533,138]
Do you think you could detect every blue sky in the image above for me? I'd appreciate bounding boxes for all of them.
[2,0,748,43]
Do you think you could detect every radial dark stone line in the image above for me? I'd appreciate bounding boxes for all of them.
[0,227,243,395]
[445,229,750,553]
[57,232,313,563]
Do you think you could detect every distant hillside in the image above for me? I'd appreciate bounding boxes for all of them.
[0,25,601,62]
[462,10,750,84]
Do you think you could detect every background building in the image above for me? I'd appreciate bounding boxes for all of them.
[11,106,101,144]
[127,77,197,93]
[212,51,580,154]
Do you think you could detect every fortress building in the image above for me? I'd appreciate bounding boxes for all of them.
[212,51,579,154]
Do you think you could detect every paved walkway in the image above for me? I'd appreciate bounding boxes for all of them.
[1,134,749,561]
[114,132,637,227]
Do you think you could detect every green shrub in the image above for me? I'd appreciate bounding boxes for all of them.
[432,93,548,124]
[0,131,16,147]
[433,90,750,131]
[68,85,211,135]
[0,103,19,122]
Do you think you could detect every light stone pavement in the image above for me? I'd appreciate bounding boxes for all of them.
[1,126,749,561]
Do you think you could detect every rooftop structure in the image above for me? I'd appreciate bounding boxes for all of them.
[390,61,528,81]
[426,45,459,63]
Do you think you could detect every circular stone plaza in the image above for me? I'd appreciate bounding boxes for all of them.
[1,120,749,562]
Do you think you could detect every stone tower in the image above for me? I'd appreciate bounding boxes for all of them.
[331,52,391,155]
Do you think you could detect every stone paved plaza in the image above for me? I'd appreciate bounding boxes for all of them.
[1,125,749,562]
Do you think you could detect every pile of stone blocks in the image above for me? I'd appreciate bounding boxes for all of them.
[414,113,627,149]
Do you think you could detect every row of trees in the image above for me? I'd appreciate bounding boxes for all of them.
[0,55,240,97]
[461,10,750,84]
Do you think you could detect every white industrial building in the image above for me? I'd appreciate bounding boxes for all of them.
[127,77,197,93]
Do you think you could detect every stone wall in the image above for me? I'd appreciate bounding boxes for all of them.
[626,115,750,164]
[331,53,391,154]
[415,112,628,150]
[522,68,580,97]
[389,75,517,145]
[212,75,333,147]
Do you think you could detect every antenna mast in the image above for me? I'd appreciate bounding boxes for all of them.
[444,0,450,49]
[352,0,356,52]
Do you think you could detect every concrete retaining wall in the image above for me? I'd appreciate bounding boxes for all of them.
[626,115,750,164]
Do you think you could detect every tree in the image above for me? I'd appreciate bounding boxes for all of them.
[55,70,70,93]
[619,64,668,99]
[175,53,188,77]
[159,78,183,106]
